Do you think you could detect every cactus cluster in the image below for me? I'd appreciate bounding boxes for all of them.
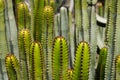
[1,0,120,80]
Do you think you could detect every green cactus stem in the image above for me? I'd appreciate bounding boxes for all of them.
[18,28,31,80]
[74,0,82,45]
[5,54,20,80]
[17,2,30,31]
[29,41,45,80]
[81,0,89,42]
[95,47,107,80]
[32,0,44,41]
[42,5,54,80]
[50,0,55,12]
[52,36,69,80]
[115,55,120,80]
[111,0,120,79]
[0,0,9,79]
[72,41,90,80]
[68,69,73,80]
[89,5,98,80]
[54,13,60,37]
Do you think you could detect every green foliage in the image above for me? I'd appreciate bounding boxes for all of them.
[72,41,90,80]
[52,36,69,80]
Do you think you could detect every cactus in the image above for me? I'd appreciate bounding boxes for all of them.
[18,28,31,80]
[0,0,9,79]
[16,2,30,31]
[115,55,120,80]
[29,41,45,80]
[4,0,120,80]
[68,69,73,80]
[52,36,69,80]
[74,0,82,45]
[72,41,90,80]
[5,54,20,80]
[32,0,44,41]
[42,5,54,80]
[95,47,107,80]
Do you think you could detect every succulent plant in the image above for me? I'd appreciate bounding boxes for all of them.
[16,2,30,31]
[115,55,120,80]
[29,41,45,80]
[52,36,69,80]
[5,54,20,80]
[72,41,90,80]
[41,5,54,80]
[3,0,120,80]
[18,28,31,80]
[32,0,44,41]
[96,47,108,80]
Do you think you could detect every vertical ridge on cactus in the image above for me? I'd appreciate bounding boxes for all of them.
[52,36,69,80]
[72,41,90,80]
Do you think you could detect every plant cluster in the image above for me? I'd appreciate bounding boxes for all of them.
[0,0,120,80]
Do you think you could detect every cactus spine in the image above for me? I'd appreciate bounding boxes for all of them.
[18,29,31,80]
[72,41,90,80]
[5,54,20,80]
[29,41,44,80]
[52,36,69,80]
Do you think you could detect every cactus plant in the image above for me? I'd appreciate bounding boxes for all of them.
[32,0,44,41]
[5,54,20,80]
[29,41,45,80]
[18,28,31,80]
[41,5,54,80]
[3,0,120,80]
[115,55,120,80]
[95,47,107,80]
[52,36,69,80]
[16,2,30,31]
[72,41,90,80]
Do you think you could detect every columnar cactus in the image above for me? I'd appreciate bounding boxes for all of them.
[32,0,44,41]
[17,2,30,31]
[115,55,120,80]
[52,36,69,80]
[18,29,31,80]
[5,54,20,80]
[72,41,90,80]
[42,5,54,80]
[29,41,45,80]
[96,47,107,80]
